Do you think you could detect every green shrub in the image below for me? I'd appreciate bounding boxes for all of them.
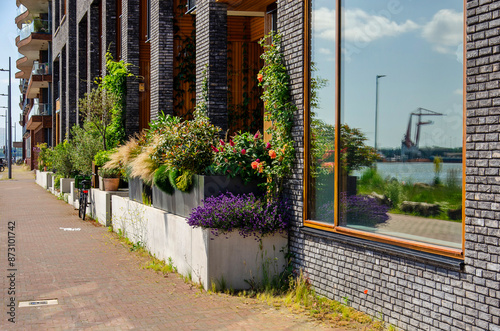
[153,165,174,194]
[69,124,104,175]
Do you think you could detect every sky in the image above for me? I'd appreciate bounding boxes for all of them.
[312,0,464,149]
[0,1,22,147]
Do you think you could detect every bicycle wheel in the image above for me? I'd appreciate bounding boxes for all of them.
[78,191,85,219]
[81,192,88,220]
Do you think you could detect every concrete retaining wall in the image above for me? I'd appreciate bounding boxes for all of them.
[111,195,288,290]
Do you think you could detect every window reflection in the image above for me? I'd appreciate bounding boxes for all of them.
[339,0,463,249]
[309,0,336,223]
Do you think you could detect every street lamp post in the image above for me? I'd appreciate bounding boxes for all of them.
[0,58,12,178]
[374,74,386,153]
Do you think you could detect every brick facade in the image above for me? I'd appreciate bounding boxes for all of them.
[150,0,174,119]
[279,1,500,330]
[196,0,228,133]
[122,0,140,136]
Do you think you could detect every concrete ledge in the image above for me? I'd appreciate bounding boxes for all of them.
[90,188,129,227]
[35,170,53,189]
[111,195,288,290]
[60,178,74,194]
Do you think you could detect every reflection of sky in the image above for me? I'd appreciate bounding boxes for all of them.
[311,0,463,148]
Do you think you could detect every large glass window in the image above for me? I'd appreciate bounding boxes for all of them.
[307,0,464,256]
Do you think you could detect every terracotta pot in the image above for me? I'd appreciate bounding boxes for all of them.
[102,177,120,191]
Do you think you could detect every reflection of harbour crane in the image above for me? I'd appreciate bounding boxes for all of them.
[401,108,443,160]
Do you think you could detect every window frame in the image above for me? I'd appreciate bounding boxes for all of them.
[303,0,466,259]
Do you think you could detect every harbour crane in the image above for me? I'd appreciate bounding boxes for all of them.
[401,107,443,160]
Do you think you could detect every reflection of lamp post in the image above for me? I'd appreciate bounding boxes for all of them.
[374,74,386,152]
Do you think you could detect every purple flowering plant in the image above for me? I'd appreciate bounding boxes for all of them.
[187,192,290,238]
[318,193,389,227]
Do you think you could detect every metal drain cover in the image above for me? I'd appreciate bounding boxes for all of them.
[19,299,58,307]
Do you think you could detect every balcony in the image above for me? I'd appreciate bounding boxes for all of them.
[16,19,51,78]
[15,5,29,28]
[19,78,29,94]
[26,61,51,99]
[26,99,52,131]
[18,19,51,41]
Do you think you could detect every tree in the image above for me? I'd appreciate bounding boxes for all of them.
[78,87,118,151]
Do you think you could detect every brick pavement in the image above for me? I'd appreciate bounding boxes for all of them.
[0,167,343,330]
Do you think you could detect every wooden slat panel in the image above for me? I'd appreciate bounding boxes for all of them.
[173,0,196,119]
[250,17,265,42]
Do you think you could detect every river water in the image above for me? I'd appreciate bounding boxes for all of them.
[353,162,463,186]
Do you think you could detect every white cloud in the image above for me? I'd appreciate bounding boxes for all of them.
[343,9,419,43]
[313,7,418,44]
[319,48,333,55]
[454,88,463,95]
[312,7,336,41]
[422,9,463,54]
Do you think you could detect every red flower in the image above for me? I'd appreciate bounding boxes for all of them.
[220,139,225,146]
[269,150,277,159]
[241,149,246,155]
[364,290,368,294]
[211,146,219,153]
[256,159,260,163]
[266,142,271,149]
[229,139,235,147]
[251,161,259,170]
[257,73,264,83]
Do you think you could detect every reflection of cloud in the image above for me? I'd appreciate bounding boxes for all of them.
[422,9,463,54]
[454,88,463,95]
[344,9,419,43]
[313,8,418,43]
[313,7,336,41]
[319,48,332,55]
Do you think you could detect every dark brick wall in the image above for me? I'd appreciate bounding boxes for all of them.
[88,1,100,94]
[102,0,116,71]
[60,46,67,140]
[65,0,78,138]
[196,0,228,133]
[77,14,87,125]
[283,0,500,330]
[150,0,174,119]
[122,0,140,136]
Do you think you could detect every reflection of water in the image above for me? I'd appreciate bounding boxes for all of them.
[353,162,462,185]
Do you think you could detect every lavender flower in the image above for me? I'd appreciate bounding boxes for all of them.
[187,192,290,238]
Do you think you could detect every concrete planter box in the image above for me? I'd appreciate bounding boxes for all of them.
[152,175,263,218]
[35,170,53,189]
[60,178,75,194]
[112,195,287,290]
[128,177,152,203]
[90,188,129,226]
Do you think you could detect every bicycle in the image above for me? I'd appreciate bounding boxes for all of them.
[75,175,91,220]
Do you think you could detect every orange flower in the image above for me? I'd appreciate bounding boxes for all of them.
[269,150,277,159]
[257,73,264,83]
[251,161,259,169]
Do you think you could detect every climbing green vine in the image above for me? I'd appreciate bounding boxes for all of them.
[256,32,296,195]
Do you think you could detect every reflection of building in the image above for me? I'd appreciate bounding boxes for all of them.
[16,1,52,170]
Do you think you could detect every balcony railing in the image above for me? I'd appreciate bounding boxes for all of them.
[28,100,51,121]
[17,5,27,17]
[32,61,51,75]
[18,19,51,41]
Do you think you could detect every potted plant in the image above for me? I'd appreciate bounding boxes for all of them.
[98,167,121,191]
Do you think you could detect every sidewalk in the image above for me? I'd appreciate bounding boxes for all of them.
[0,167,339,330]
